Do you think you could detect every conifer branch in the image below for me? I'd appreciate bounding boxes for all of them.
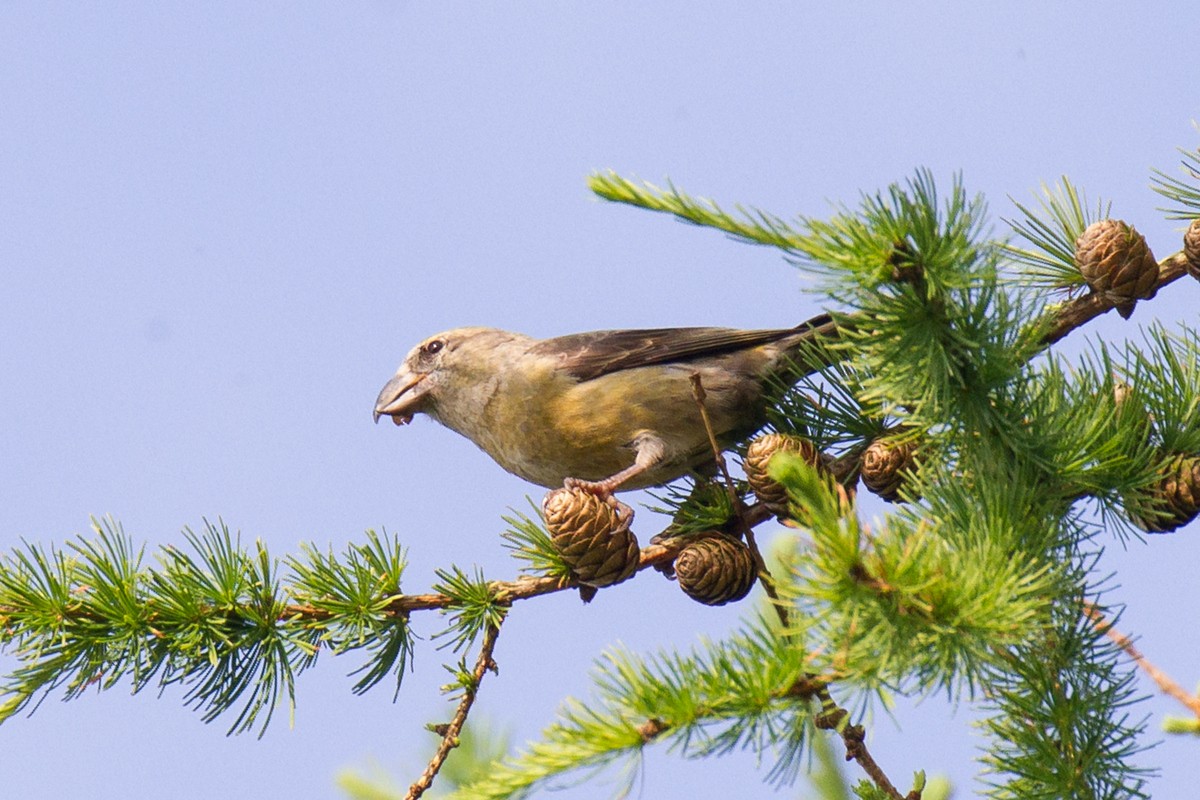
[1039,251,1192,345]
[587,171,806,252]
[0,512,781,734]
[590,170,1193,357]
[627,680,913,800]
[0,539,687,628]
[808,249,1193,371]
[447,625,822,799]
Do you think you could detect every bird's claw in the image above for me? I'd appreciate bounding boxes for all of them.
[563,477,634,526]
[564,476,614,495]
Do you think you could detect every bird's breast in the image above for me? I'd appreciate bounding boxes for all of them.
[443,359,769,490]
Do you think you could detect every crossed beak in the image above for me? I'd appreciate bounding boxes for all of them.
[373,369,427,425]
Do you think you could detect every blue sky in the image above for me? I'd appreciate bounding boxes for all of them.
[2,4,1199,798]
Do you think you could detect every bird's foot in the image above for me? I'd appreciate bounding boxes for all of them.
[563,477,634,526]
[564,475,620,495]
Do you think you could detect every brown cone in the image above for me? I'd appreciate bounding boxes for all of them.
[1075,219,1159,319]
[1131,454,1200,533]
[744,432,824,518]
[861,437,920,502]
[543,487,640,590]
[1184,219,1200,281]
[674,533,757,606]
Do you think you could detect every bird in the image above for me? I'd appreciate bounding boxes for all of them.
[373,314,833,495]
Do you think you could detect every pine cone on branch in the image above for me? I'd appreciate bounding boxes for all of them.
[673,533,758,606]
[744,432,825,518]
[543,488,640,597]
[861,436,921,502]
[1183,219,1200,281]
[1075,219,1159,319]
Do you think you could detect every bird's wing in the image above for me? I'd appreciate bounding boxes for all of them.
[530,326,801,382]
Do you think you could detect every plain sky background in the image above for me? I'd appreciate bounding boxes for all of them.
[2,4,1199,798]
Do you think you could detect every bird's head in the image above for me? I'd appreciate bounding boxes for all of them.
[373,327,528,427]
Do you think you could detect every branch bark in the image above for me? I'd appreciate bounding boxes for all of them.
[1040,251,1191,345]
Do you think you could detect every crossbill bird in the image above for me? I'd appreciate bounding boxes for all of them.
[374,314,832,495]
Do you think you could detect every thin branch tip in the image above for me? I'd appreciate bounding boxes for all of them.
[405,622,503,800]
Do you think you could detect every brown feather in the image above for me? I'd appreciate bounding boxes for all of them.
[531,315,830,382]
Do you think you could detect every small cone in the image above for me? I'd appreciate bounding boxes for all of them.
[1184,219,1200,281]
[861,437,920,502]
[1075,219,1159,319]
[1130,454,1200,533]
[543,488,640,593]
[744,432,825,518]
[674,533,757,606]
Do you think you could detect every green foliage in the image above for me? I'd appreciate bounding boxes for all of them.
[791,177,1041,446]
[1022,353,1158,509]
[448,620,815,800]
[499,502,571,579]
[431,567,507,653]
[772,456,1056,694]
[1003,178,1108,290]
[496,503,571,578]
[288,531,411,697]
[764,341,884,452]
[646,476,739,536]
[796,170,990,296]
[1163,716,1200,735]
[588,171,808,252]
[980,597,1152,800]
[0,518,415,735]
[1118,324,1200,455]
[1151,143,1200,219]
[853,781,897,800]
[582,167,1178,797]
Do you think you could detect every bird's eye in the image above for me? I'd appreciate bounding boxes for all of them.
[422,339,445,356]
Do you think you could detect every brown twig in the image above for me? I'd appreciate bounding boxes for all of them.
[686,373,740,514]
[1084,603,1200,718]
[284,540,688,621]
[406,622,502,800]
[689,373,787,629]
[843,724,909,800]
[807,686,911,800]
[1039,251,1190,346]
